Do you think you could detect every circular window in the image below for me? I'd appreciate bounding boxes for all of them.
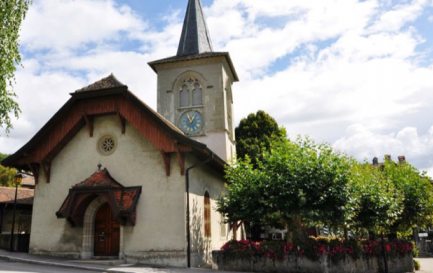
[97,135,117,156]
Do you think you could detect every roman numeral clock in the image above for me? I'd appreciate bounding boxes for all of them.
[179,110,204,135]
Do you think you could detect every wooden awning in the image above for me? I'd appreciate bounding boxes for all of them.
[56,168,141,227]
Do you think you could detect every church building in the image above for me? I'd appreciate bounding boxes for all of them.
[2,0,239,267]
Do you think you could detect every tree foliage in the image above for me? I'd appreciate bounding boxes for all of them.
[0,153,17,186]
[347,162,403,235]
[219,137,353,234]
[0,152,8,162]
[219,147,433,239]
[0,0,30,131]
[347,159,433,237]
[0,164,16,187]
[235,110,286,165]
[383,160,433,234]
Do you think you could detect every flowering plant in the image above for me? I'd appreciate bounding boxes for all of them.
[220,238,413,262]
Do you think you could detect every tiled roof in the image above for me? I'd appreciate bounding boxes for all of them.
[21,175,35,188]
[0,187,34,205]
[57,169,141,226]
[73,168,123,189]
[75,74,126,93]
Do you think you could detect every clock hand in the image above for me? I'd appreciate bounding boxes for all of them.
[186,113,193,123]
[190,112,196,122]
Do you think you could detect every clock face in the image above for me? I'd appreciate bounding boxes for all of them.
[179,111,204,135]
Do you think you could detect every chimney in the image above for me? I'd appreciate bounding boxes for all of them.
[372,157,379,166]
[384,155,391,161]
[398,155,406,164]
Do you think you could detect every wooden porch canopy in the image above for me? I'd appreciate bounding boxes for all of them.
[1,75,225,183]
[56,168,141,226]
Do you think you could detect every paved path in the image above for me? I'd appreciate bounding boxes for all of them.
[0,259,101,273]
[417,258,433,273]
[0,249,243,273]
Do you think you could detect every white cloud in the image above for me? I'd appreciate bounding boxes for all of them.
[4,0,433,178]
[333,124,433,176]
[0,66,85,153]
[207,0,378,77]
[21,0,146,51]
[369,0,429,33]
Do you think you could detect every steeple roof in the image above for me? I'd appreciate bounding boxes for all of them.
[177,0,213,56]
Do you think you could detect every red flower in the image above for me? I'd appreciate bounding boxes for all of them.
[385,243,391,253]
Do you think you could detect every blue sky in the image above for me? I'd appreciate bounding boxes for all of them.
[3,0,433,175]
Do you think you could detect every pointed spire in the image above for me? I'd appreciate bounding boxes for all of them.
[177,0,213,56]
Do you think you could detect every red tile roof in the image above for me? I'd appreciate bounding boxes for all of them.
[0,187,34,205]
[56,169,141,226]
[73,169,123,189]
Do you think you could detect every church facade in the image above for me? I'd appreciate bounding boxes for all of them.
[2,0,239,267]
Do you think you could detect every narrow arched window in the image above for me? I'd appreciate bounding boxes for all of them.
[180,84,189,107]
[192,81,202,106]
[204,191,211,238]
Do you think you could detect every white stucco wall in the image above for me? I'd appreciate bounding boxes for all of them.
[28,114,232,267]
[29,116,186,263]
[187,158,231,267]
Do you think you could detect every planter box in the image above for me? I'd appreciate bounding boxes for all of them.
[212,251,414,273]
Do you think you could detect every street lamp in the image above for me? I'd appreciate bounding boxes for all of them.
[10,173,23,252]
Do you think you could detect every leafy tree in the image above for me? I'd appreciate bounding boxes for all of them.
[235,110,286,166]
[0,153,8,162]
[383,160,433,235]
[218,137,353,242]
[347,162,403,237]
[0,164,16,187]
[0,0,31,131]
[347,158,433,238]
[0,153,17,186]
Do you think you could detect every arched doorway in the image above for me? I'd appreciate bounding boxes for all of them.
[94,203,120,257]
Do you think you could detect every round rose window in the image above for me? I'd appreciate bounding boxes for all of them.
[97,135,117,156]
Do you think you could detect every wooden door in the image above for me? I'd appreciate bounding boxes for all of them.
[94,203,120,257]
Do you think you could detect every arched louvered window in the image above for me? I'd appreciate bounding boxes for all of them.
[180,84,189,107]
[179,78,203,108]
[192,81,202,106]
[204,191,211,237]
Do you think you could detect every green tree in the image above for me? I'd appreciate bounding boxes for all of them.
[0,164,16,186]
[0,0,31,131]
[383,160,433,236]
[218,137,353,242]
[0,153,8,162]
[347,162,403,237]
[235,110,286,166]
[0,153,16,186]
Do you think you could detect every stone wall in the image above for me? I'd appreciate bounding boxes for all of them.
[212,251,414,273]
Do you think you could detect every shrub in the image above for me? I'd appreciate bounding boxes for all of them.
[414,259,420,271]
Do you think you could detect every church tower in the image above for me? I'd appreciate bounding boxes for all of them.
[149,0,238,162]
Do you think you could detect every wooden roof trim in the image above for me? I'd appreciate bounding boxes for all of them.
[3,87,224,173]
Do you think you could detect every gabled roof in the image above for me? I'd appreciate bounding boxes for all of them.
[56,168,141,226]
[72,168,123,189]
[2,75,226,177]
[177,0,213,56]
[75,74,126,93]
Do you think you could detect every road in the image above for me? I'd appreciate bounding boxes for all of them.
[417,258,433,273]
[0,260,102,273]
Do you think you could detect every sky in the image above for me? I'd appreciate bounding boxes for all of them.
[1,0,433,175]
